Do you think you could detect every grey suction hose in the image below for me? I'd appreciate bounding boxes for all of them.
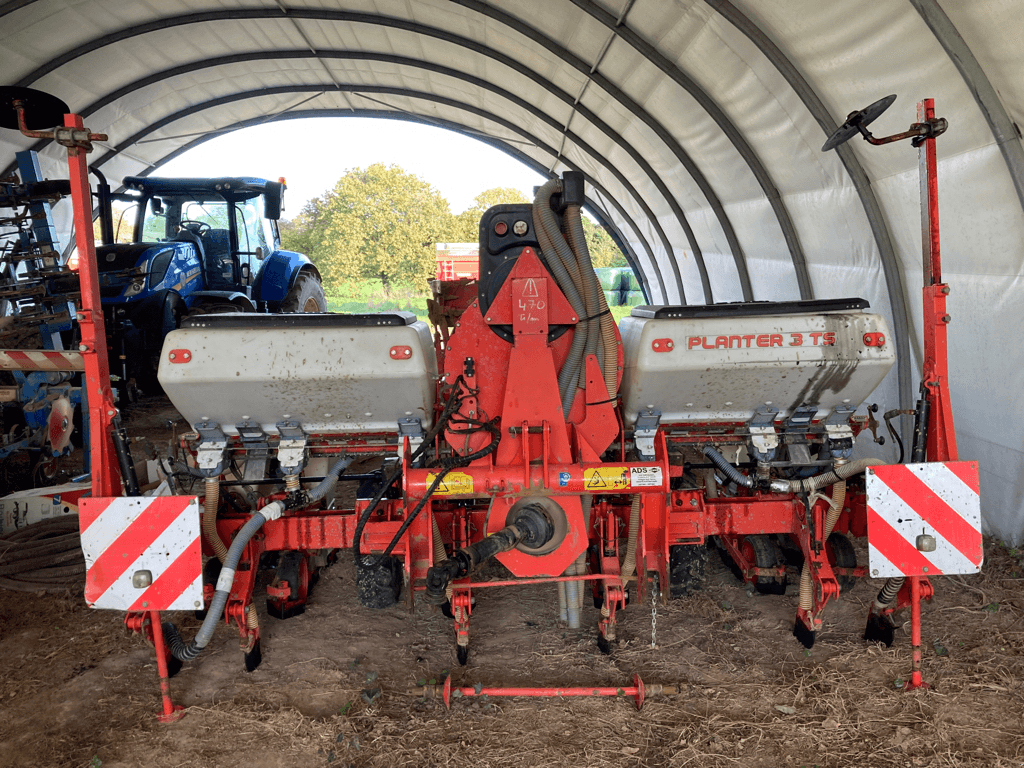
[305,455,355,503]
[565,204,618,397]
[163,501,284,662]
[533,180,589,414]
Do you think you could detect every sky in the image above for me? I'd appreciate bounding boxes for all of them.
[155,117,547,218]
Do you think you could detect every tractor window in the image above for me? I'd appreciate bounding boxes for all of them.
[234,196,268,255]
[140,198,170,241]
[140,197,230,241]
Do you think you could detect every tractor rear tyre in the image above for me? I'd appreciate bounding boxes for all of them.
[281,272,326,313]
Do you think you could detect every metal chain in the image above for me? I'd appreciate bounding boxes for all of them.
[650,578,658,649]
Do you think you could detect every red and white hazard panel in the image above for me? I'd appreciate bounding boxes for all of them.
[79,496,202,611]
[866,461,983,578]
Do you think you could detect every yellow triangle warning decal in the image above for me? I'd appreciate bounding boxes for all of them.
[587,472,607,489]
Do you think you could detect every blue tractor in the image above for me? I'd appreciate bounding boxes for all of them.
[96,176,324,396]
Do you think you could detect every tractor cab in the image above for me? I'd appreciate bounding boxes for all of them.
[124,176,284,294]
[94,175,320,396]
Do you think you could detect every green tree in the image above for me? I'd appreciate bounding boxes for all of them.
[450,187,530,241]
[285,164,456,292]
[581,215,628,268]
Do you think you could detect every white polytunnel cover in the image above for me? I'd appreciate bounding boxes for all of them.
[1,1,1022,542]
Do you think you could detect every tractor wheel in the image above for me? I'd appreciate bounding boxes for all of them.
[668,544,709,598]
[281,272,326,313]
[826,532,858,593]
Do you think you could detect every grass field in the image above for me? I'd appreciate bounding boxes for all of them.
[325,279,638,325]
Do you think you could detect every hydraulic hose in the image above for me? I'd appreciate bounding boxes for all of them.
[202,476,228,563]
[702,445,755,489]
[163,500,284,662]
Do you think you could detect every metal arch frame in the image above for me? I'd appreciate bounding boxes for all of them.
[6,48,704,303]
[89,100,659,303]
[449,0,747,301]
[552,0,812,300]
[909,0,1024,213]
[139,108,653,300]
[4,8,737,302]
[703,0,916,417]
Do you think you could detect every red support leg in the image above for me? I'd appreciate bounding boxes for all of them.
[903,576,931,691]
[149,610,186,722]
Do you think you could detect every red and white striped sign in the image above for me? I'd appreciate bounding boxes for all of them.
[79,495,202,611]
[867,461,983,578]
[0,349,84,371]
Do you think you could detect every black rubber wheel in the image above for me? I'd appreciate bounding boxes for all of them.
[275,551,308,601]
[456,644,469,667]
[739,535,787,595]
[669,544,709,598]
[356,555,403,609]
[267,551,310,620]
[281,272,326,313]
[826,532,858,593]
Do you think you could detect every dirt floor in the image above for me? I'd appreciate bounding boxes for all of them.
[0,396,1022,768]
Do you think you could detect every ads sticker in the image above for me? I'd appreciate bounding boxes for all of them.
[630,466,663,487]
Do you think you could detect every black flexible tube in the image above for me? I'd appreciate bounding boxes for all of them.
[701,445,755,489]
[306,455,355,503]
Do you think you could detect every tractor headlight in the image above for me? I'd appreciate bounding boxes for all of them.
[124,278,146,297]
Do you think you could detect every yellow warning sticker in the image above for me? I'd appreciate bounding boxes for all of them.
[584,467,631,491]
[427,471,475,495]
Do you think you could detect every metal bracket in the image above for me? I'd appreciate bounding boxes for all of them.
[784,404,818,433]
[824,405,856,459]
[633,408,661,461]
[194,421,227,477]
[747,405,779,462]
[398,417,424,462]
[275,421,307,476]
[234,421,272,482]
